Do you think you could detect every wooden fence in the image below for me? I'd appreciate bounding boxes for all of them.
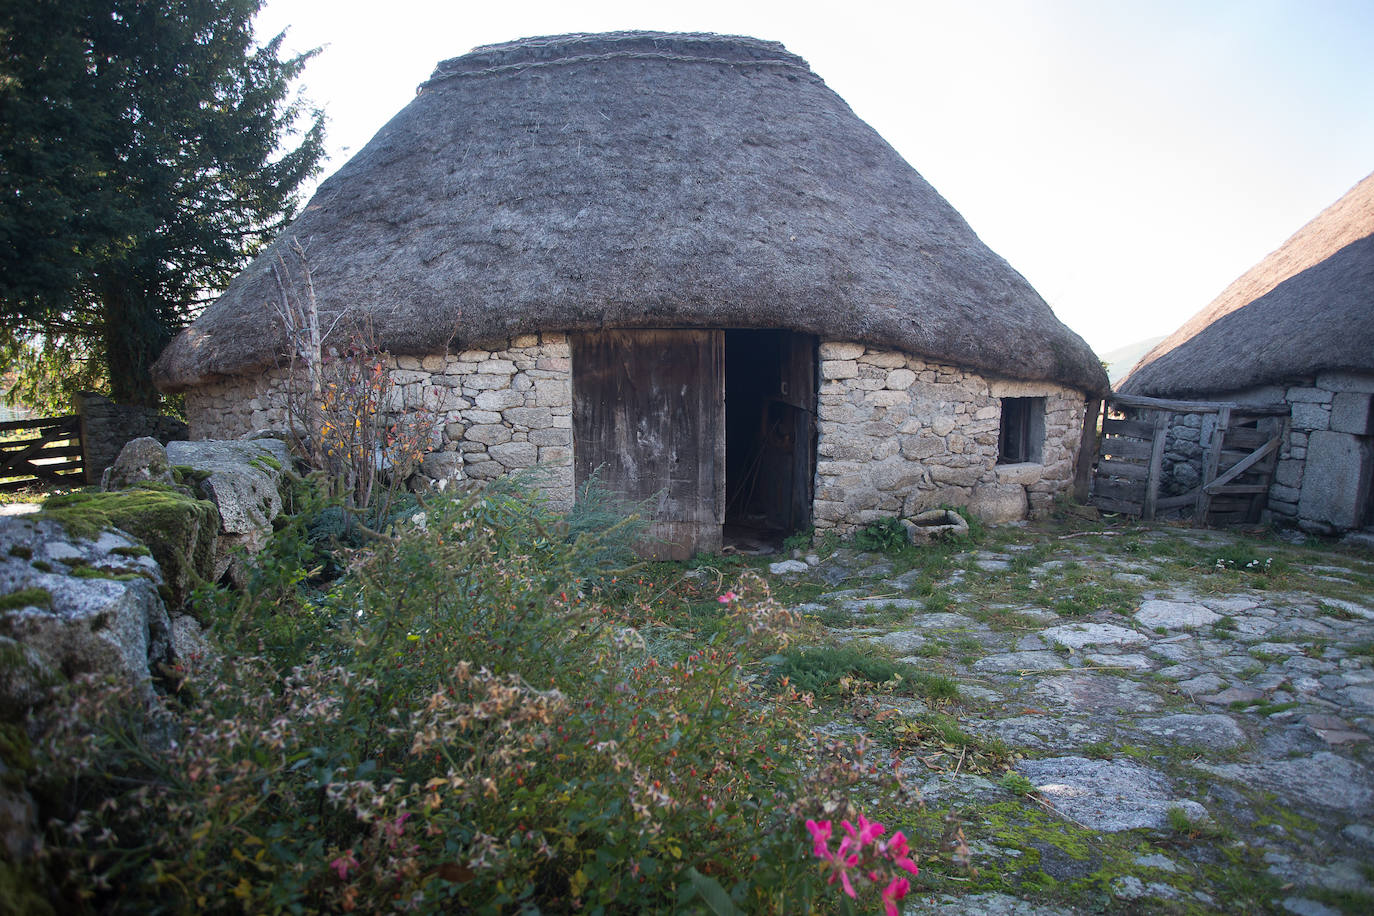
[1089,394,1288,525]
[0,414,84,492]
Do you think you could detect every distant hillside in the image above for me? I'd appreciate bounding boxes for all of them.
[1101,335,1166,386]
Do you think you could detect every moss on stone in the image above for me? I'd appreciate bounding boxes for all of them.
[29,560,52,573]
[39,483,220,609]
[110,545,152,558]
[172,464,212,485]
[7,544,32,560]
[0,588,52,612]
[70,567,144,582]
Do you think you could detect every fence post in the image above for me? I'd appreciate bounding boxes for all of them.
[1072,397,1102,503]
[1141,410,1171,521]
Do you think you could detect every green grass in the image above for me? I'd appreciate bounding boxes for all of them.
[771,646,911,696]
[0,587,52,612]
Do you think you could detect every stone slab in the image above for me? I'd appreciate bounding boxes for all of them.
[1017,756,1209,832]
[1136,599,1220,630]
[973,651,1065,674]
[1298,431,1371,529]
[1032,674,1163,715]
[1040,623,1147,650]
[1197,752,1374,814]
[1129,713,1248,750]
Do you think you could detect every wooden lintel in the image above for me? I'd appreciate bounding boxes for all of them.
[1108,393,1288,415]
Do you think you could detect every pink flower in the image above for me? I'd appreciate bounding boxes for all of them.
[717,591,739,603]
[805,819,832,859]
[883,829,919,875]
[841,813,886,851]
[827,852,860,898]
[330,849,360,880]
[882,876,911,916]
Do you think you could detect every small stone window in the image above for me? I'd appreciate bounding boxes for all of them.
[998,397,1045,464]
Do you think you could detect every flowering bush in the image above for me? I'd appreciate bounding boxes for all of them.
[807,814,919,915]
[27,483,926,913]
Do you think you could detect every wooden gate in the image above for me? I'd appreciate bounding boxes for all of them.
[0,415,84,491]
[1089,394,1288,525]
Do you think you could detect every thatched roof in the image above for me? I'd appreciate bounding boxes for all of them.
[153,31,1106,394]
[1120,171,1374,398]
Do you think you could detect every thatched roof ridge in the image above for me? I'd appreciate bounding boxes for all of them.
[1120,171,1374,397]
[153,31,1106,394]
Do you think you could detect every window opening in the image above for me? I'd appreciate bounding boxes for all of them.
[998,397,1045,464]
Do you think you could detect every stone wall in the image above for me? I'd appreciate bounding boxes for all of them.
[812,342,1086,532]
[75,392,188,485]
[185,335,1091,532]
[183,334,574,509]
[1150,372,1374,533]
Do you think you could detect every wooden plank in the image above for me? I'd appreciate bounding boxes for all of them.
[1093,478,1146,504]
[0,435,80,452]
[1212,484,1271,495]
[783,332,817,531]
[1156,490,1201,510]
[1223,427,1270,449]
[0,459,85,485]
[1196,405,1230,525]
[1109,393,1289,414]
[1092,495,1144,515]
[1099,437,1153,460]
[0,415,78,433]
[571,329,724,560]
[1072,397,1102,503]
[1102,417,1156,440]
[1109,394,1230,413]
[1231,409,1291,420]
[1203,436,1279,494]
[0,443,83,460]
[1142,410,1171,521]
[1096,458,1150,480]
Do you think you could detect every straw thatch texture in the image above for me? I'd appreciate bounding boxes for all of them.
[153,32,1106,394]
[1121,171,1374,397]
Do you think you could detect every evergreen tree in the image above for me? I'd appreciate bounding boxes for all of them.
[0,0,325,407]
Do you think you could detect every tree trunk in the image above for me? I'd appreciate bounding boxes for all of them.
[100,269,172,408]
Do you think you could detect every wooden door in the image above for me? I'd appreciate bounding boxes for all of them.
[571,330,724,559]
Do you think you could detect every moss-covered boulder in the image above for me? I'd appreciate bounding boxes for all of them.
[0,516,172,702]
[39,484,219,611]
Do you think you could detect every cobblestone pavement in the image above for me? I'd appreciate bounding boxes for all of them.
[772,524,1374,916]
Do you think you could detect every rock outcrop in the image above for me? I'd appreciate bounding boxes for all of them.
[166,437,290,581]
[0,517,173,706]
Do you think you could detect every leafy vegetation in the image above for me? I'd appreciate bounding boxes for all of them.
[0,0,325,408]
[25,481,917,913]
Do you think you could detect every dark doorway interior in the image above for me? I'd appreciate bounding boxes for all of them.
[724,330,816,549]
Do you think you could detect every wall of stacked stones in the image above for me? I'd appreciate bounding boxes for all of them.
[185,335,1088,531]
[1150,372,1374,531]
[183,334,575,510]
[812,342,1086,532]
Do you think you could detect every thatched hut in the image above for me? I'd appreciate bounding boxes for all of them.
[1120,171,1374,533]
[153,31,1106,556]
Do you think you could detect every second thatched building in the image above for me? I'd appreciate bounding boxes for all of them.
[153,32,1107,556]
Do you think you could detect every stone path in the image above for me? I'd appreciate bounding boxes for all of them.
[773,527,1374,915]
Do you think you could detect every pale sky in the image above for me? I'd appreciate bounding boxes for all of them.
[255,0,1374,356]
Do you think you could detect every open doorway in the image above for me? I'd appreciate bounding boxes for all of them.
[724,330,817,551]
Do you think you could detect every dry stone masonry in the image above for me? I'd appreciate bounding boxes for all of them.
[184,334,574,510]
[187,337,1089,530]
[812,342,1085,532]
